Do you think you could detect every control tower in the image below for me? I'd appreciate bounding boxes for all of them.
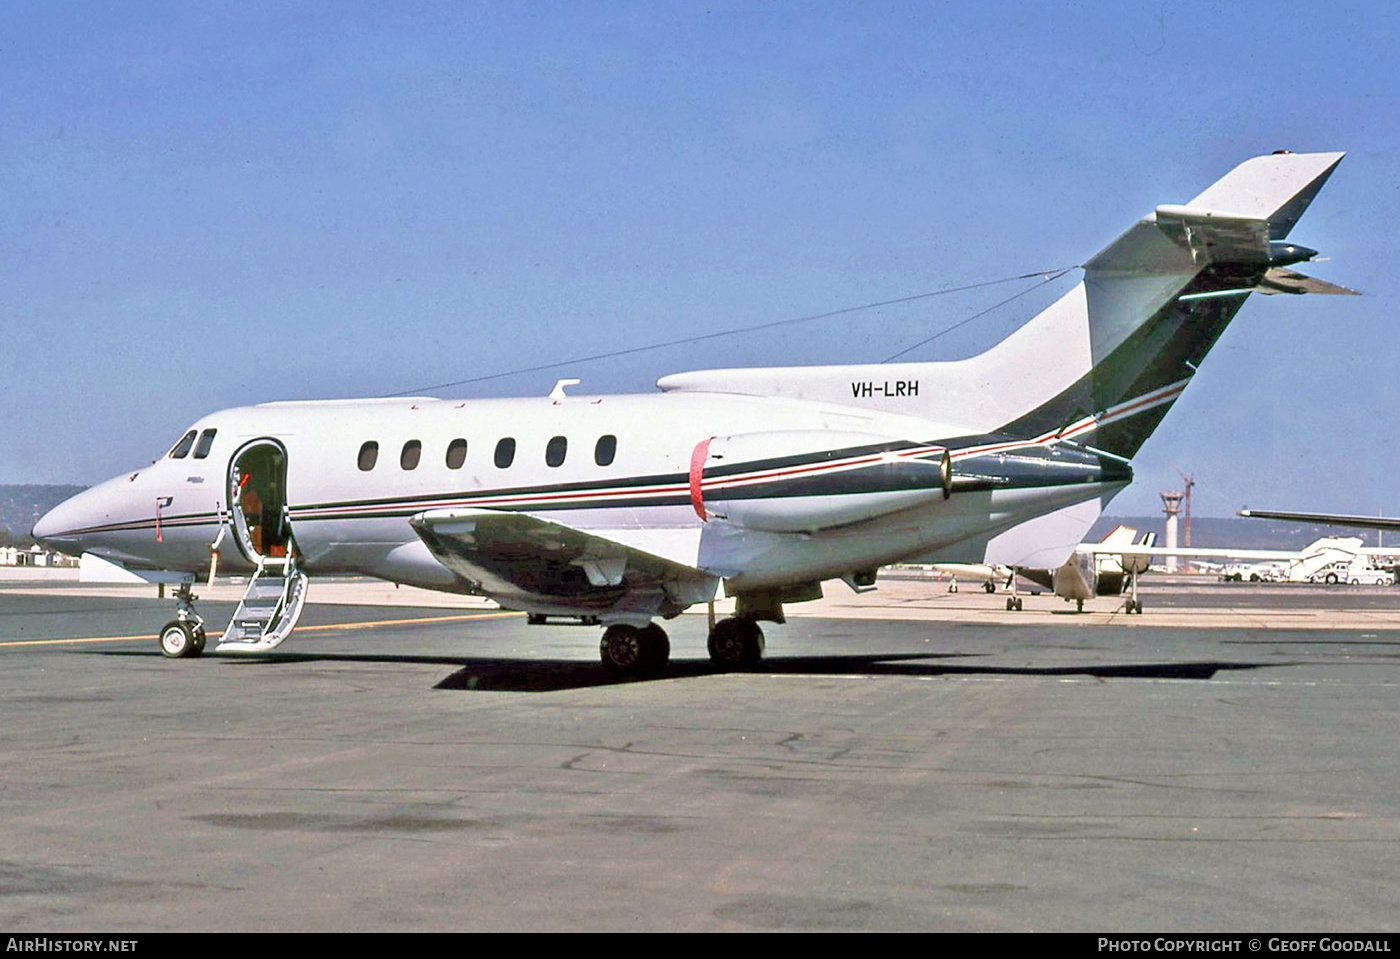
[1161,491,1184,573]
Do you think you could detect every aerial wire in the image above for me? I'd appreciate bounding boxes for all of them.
[880,266,1078,362]
[389,265,1081,397]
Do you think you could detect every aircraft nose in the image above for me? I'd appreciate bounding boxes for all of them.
[30,482,117,557]
[32,494,85,555]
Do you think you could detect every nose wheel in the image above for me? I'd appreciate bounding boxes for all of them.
[159,620,206,658]
[158,582,207,658]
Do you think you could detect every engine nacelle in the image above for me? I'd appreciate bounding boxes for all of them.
[690,430,952,533]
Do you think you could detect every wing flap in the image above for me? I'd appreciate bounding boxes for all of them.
[409,507,715,595]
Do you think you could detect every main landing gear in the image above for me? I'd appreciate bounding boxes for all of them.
[1005,572,1023,611]
[706,616,765,669]
[599,623,671,676]
[596,615,767,676]
[159,582,207,659]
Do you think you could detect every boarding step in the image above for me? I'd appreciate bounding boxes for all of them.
[217,560,310,654]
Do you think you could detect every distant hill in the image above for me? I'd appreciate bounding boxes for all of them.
[1090,514,1397,551]
[0,485,87,546]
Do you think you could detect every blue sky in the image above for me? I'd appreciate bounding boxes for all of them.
[3,1,1396,516]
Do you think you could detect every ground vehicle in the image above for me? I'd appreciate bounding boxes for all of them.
[1310,560,1395,586]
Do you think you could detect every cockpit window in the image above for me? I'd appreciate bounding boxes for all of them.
[169,430,197,459]
[192,429,217,459]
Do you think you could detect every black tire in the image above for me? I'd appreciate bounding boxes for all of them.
[707,617,765,669]
[159,621,201,659]
[983,580,996,593]
[637,623,671,671]
[1325,573,1339,585]
[600,623,670,676]
[599,625,646,676]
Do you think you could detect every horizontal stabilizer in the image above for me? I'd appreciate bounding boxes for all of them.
[1153,205,1271,265]
[1254,268,1361,296]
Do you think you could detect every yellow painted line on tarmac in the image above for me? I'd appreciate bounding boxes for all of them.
[296,611,523,632]
[0,610,524,649]
[0,634,157,649]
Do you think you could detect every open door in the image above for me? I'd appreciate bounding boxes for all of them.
[219,438,308,653]
[228,439,290,561]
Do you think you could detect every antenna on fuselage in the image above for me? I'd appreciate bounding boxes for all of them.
[549,378,581,402]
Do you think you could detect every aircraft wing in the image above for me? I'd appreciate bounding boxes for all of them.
[408,507,716,599]
[1239,509,1400,532]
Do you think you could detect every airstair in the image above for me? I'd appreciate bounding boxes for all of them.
[215,554,309,653]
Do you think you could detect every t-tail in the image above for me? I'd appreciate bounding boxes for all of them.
[996,149,1350,458]
[657,151,1352,459]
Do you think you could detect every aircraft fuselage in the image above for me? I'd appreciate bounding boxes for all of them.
[34,388,1128,616]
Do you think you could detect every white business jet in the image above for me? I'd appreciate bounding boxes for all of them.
[33,151,1352,674]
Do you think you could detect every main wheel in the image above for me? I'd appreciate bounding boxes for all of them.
[637,623,670,671]
[599,623,669,676]
[159,621,203,659]
[707,617,765,669]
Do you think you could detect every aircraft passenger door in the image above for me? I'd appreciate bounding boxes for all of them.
[227,439,292,562]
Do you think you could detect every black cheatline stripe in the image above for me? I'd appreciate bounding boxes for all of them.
[294,467,691,514]
[54,513,222,537]
[293,442,942,515]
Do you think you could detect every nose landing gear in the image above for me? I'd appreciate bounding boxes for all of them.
[159,583,207,658]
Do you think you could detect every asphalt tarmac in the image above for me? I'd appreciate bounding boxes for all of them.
[1,574,1396,932]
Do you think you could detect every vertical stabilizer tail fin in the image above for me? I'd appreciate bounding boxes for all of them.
[999,151,1345,458]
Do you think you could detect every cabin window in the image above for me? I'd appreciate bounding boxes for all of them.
[446,438,467,469]
[401,440,422,470]
[546,436,567,468]
[358,441,379,471]
[192,429,217,459]
[594,434,617,467]
[169,430,197,459]
[494,437,516,469]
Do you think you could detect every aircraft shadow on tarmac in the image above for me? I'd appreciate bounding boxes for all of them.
[92,649,1283,692]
